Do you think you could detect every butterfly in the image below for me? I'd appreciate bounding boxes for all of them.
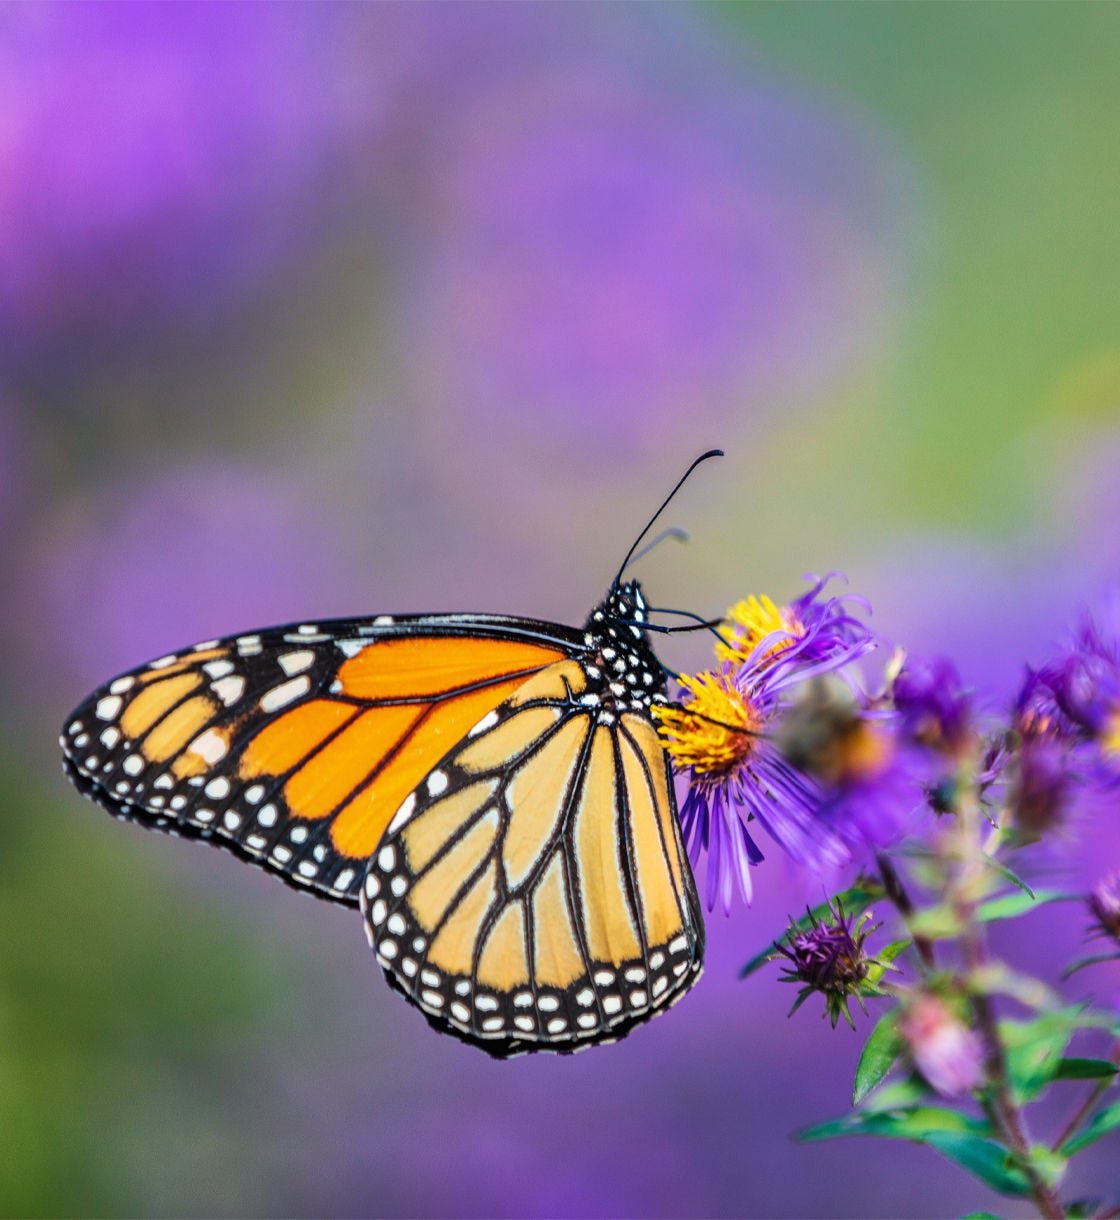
[60,453,720,1057]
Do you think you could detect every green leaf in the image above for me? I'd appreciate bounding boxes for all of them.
[907,903,963,939]
[921,1131,1032,1196]
[739,880,884,979]
[1060,1100,1120,1157]
[1060,951,1120,980]
[859,1076,931,1112]
[979,852,1034,898]
[975,888,1078,923]
[1001,1011,1077,1102]
[853,1013,904,1105]
[799,1104,987,1144]
[961,1213,1003,1220]
[1052,1057,1119,1082]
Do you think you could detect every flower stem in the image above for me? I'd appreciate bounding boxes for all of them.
[953,792,1065,1220]
[875,852,936,970]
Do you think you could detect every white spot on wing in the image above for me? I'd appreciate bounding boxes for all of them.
[278,650,315,676]
[213,675,245,706]
[95,695,122,721]
[259,675,310,713]
[387,793,415,834]
[188,729,227,765]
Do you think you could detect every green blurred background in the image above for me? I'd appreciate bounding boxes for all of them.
[3,4,1118,1216]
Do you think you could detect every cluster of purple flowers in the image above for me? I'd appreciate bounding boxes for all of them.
[660,578,1120,927]
[657,575,922,911]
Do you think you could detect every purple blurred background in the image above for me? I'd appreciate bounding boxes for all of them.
[4,4,1119,1216]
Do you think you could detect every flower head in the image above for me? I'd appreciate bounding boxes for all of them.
[776,901,882,1028]
[1088,872,1120,945]
[899,993,985,1098]
[891,655,975,758]
[1008,731,1074,838]
[716,574,875,675]
[657,582,919,912]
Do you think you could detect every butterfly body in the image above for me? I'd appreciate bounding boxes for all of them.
[61,578,705,1055]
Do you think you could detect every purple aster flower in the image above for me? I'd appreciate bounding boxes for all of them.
[657,590,921,912]
[1088,872,1120,945]
[776,900,882,1028]
[891,654,975,758]
[1008,731,1076,838]
[717,574,877,676]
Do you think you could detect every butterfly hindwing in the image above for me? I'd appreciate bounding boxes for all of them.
[362,655,705,1056]
[61,614,579,904]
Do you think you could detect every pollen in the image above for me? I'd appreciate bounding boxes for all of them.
[653,670,760,777]
[1102,708,1120,758]
[716,595,802,666]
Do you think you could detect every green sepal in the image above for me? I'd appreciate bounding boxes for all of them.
[1059,1100,1120,1157]
[853,1011,903,1105]
[864,938,910,989]
[739,879,884,979]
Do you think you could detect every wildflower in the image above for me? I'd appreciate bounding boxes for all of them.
[776,901,881,1028]
[1088,872,1120,944]
[1026,598,1120,775]
[716,575,875,674]
[775,675,922,854]
[656,585,909,912]
[891,655,974,759]
[1008,732,1073,838]
[899,993,985,1098]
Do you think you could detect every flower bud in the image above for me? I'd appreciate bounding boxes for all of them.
[899,993,984,1097]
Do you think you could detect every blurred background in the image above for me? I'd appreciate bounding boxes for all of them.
[3,3,1119,1216]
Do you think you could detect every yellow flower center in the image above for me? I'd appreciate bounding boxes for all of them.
[1102,707,1120,757]
[716,595,803,666]
[654,670,761,778]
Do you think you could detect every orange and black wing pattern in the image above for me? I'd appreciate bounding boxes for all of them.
[61,614,581,904]
[362,625,705,1056]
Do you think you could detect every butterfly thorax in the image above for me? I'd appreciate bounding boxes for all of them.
[579,580,667,719]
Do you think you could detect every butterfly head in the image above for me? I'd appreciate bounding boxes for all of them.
[603,579,648,629]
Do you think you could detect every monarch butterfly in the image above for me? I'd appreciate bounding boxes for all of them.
[60,453,720,1056]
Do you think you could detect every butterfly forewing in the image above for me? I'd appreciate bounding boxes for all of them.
[362,654,705,1056]
[61,615,579,904]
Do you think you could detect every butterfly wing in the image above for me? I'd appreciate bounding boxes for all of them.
[61,614,583,904]
[362,657,705,1056]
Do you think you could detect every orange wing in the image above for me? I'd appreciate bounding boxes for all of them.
[362,659,706,1056]
[61,614,581,903]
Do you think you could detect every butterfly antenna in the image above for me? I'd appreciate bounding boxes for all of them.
[613,449,723,588]
[624,527,690,571]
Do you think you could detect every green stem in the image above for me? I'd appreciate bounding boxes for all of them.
[953,791,1065,1220]
[875,852,936,971]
